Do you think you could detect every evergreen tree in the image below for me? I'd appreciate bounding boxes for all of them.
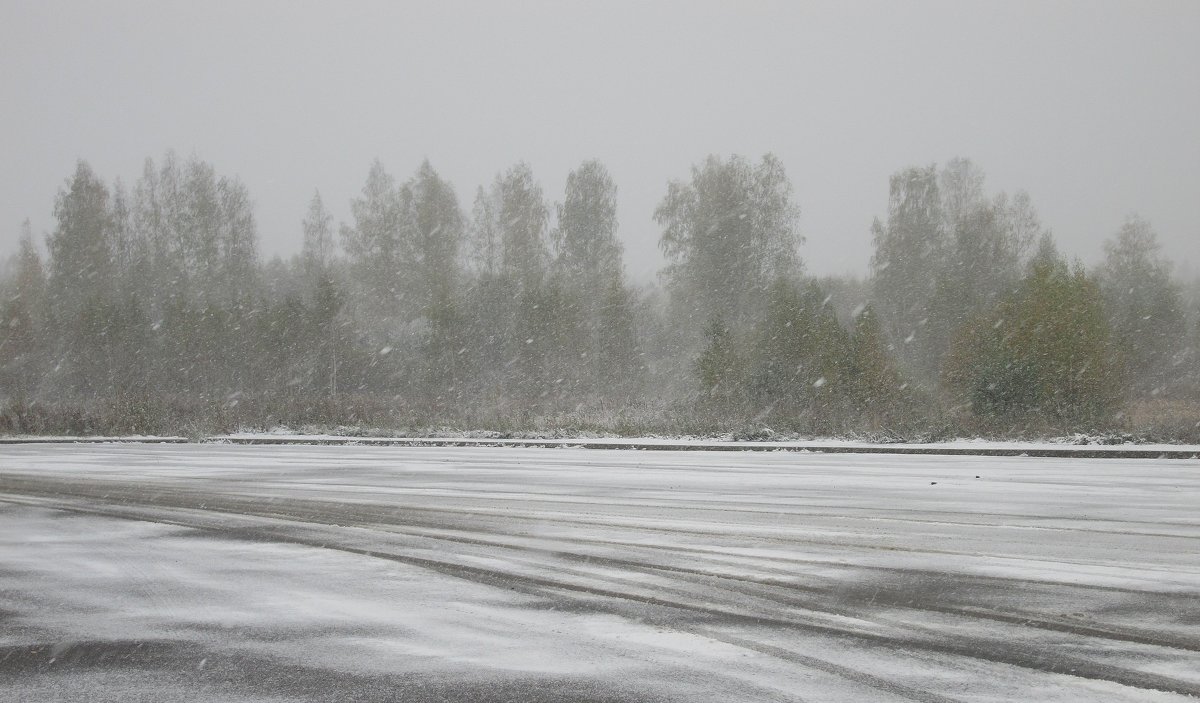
[944,248,1123,425]
[746,279,851,428]
[845,304,907,427]
[46,161,118,396]
[696,317,746,415]
[47,162,114,315]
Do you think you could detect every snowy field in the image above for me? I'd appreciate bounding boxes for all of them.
[1,444,1198,702]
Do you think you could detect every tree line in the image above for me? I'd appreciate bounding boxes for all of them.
[1,152,1198,440]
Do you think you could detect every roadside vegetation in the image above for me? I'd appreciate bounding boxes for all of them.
[2,154,1197,441]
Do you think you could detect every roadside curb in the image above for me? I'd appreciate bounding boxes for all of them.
[0,436,189,444]
[3,435,1197,459]
[207,436,1200,459]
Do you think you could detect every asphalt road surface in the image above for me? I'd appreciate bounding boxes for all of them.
[1,444,1198,701]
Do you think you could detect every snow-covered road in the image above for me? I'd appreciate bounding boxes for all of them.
[1,444,1198,701]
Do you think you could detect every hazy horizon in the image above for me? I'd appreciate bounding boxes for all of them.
[3,0,1198,282]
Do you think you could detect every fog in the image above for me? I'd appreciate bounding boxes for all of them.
[3,0,1198,280]
[2,1,1199,443]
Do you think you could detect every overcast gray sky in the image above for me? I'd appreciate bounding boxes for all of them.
[2,0,1198,281]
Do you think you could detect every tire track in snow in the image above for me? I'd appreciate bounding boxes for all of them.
[2,477,1198,699]
[3,472,1197,632]
[4,471,1197,595]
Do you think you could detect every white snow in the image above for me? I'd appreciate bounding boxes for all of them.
[1,444,1197,701]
